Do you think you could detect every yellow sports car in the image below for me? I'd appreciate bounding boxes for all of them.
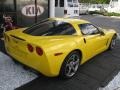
[4,18,117,78]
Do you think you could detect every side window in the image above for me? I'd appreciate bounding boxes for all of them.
[79,24,90,35]
[68,0,73,7]
[54,24,76,35]
[87,24,99,34]
[79,24,100,35]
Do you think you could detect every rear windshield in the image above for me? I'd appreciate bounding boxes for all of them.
[23,20,76,36]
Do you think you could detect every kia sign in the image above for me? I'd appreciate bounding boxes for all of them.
[17,0,49,26]
[22,4,44,17]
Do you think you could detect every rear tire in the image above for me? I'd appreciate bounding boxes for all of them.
[59,51,81,79]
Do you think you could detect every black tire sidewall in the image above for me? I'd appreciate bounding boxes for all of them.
[59,51,81,79]
[109,35,117,50]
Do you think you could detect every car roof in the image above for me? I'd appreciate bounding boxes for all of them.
[49,18,90,24]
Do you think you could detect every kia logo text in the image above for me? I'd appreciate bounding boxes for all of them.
[22,5,44,17]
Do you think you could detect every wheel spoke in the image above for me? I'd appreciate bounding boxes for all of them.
[65,54,80,77]
[66,64,72,76]
[72,63,79,73]
[71,55,76,60]
[74,59,79,65]
[71,65,76,73]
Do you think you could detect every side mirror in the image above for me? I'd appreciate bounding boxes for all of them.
[100,30,105,35]
[98,27,105,35]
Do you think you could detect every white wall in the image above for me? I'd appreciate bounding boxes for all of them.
[50,0,55,17]
[108,0,120,13]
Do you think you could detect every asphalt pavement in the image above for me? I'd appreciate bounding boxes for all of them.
[80,15,120,33]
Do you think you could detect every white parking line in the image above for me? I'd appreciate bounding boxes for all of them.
[0,52,38,90]
[99,72,120,90]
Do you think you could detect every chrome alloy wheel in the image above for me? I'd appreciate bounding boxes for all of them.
[65,54,80,77]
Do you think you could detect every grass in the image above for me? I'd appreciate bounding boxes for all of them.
[104,12,120,16]
[89,11,120,16]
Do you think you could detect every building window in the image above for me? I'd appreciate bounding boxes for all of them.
[73,0,77,3]
[68,0,72,2]
[60,0,64,7]
[112,0,118,1]
[0,0,15,12]
[74,10,78,14]
[55,0,58,7]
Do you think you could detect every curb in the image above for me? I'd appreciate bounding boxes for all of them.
[99,15,120,19]
[110,16,120,19]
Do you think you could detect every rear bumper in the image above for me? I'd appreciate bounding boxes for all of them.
[4,32,68,77]
[5,44,61,77]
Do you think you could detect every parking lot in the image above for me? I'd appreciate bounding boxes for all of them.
[0,15,120,90]
[80,15,120,34]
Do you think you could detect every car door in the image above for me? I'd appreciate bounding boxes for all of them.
[78,23,108,60]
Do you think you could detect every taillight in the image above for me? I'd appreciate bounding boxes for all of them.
[64,10,67,14]
[27,44,34,52]
[36,47,43,56]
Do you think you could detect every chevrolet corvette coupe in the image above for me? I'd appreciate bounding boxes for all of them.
[4,18,117,78]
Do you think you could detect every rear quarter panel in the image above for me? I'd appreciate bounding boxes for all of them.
[39,36,87,76]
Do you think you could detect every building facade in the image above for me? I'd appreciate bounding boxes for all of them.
[108,0,120,13]
[0,0,49,27]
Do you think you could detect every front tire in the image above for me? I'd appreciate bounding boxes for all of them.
[59,51,81,79]
[108,35,117,50]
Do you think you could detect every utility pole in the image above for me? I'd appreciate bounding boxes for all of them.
[14,0,17,24]
[50,0,55,18]
[35,0,37,23]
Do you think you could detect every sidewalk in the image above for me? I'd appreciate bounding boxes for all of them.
[0,40,37,90]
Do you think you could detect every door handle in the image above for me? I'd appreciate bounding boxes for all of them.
[83,38,86,44]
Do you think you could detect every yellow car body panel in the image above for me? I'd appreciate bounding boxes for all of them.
[4,18,116,77]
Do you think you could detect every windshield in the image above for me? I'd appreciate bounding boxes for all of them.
[23,20,76,36]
